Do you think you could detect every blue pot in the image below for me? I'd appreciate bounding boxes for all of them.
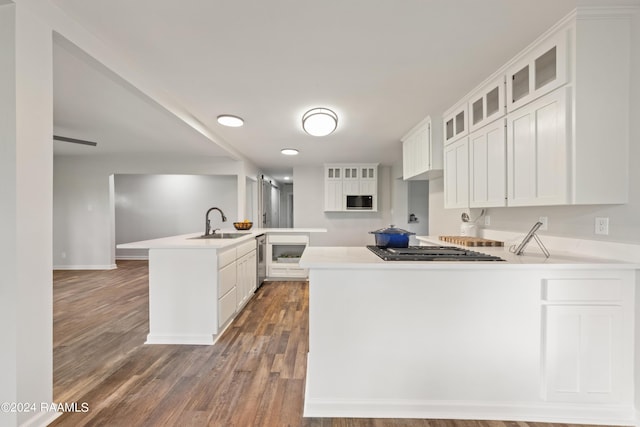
[369,225,415,248]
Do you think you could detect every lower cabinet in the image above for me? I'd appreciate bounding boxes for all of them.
[218,258,238,327]
[267,233,309,279]
[541,275,633,404]
[236,249,257,308]
[217,240,257,328]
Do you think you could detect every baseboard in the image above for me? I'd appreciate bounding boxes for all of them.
[145,333,216,345]
[116,255,149,261]
[19,410,61,427]
[302,395,636,426]
[53,264,117,270]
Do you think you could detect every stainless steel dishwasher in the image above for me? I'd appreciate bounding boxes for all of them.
[255,234,266,290]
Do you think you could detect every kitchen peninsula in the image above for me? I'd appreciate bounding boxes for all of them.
[299,245,638,425]
[118,228,325,345]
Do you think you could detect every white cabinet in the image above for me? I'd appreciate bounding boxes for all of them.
[267,233,309,279]
[324,163,378,212]
[441,8,631,208]
[541,275,633,404]
[359,166,377,195]
[236,242,257,309]
[218,240,257,327]
[469,76,506,132]
[443,137,469,209]
[507,88,569,206]
[469,119,506,207]
[401,116,443,180]
[324,166,343,211]
[342,166,360,195]
[506,29,568,113]
[443,101,468,145]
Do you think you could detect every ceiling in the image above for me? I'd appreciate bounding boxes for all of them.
[51,0,577,179]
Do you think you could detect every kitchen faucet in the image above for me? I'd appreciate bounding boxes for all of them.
[204,207,227,236]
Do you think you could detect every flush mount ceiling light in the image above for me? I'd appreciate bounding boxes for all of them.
[281,148,299,156]
[302,108,338,137]
[217,115,244,127]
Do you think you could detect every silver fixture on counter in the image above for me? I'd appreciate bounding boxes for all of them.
[204,207,227,237]
[509,221,550,258]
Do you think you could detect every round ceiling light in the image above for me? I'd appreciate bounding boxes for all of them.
[217,115,244,127]
[281,148,299,156]
[302,108,338,137]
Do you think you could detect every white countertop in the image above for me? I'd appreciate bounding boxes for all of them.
[299,243,640,270]
[117,228,327,250]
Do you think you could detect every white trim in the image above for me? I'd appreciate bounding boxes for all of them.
[52,264,117,270]
[19,410,61,427]
[302,397,636,426]
[145,334,215,345]
[115,255,149,261]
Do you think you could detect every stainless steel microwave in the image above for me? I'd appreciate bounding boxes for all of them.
[345,195,373,210]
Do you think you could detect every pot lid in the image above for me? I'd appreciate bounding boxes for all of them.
[369,225,415,235]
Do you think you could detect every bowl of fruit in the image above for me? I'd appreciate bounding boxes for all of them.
[233,220,253,230]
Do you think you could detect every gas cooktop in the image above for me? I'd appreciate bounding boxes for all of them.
[367,245,506,262]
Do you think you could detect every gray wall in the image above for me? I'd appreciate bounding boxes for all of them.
[53,154,244,268]
[293,165,393,246]
[114,174,237,259]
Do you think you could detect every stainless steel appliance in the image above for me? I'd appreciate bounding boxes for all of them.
[256,234,266,289]
[367,245,505,261]
[346,195,373,210]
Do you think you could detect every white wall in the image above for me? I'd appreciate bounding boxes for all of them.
[53,154,243,269]
[0,3,56,426]
[294,165,393,246]
[114,174,238,259]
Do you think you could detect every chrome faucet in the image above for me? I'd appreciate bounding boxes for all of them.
[204,207,227,236]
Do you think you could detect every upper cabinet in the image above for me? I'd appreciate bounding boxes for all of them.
[507,89,569,206]
[469,119,507,208]
[443,102,468,145]
[469,76,506,133]
[441,6,632,208]
[324,164,378,212]
[506,29,568,113]
[443,138,469,209]
[401,116,443,180]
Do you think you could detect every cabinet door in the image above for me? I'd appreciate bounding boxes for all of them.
[543,305,623,403]
[444,103,468,145]
[507,89,569,206]
[469,119,506,207]
[324,180,343,211]
[236,251,257,308]
[219,261,237,297]
[506,29,568,112]
[469,76,506,132]
[443,138,469,209]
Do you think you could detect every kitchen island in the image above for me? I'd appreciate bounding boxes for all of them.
[118,228,325,345]
[299,245,638,425]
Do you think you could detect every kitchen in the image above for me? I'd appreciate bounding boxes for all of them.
[3,0,640,426]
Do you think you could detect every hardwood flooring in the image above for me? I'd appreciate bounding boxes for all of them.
[51,260,604,427]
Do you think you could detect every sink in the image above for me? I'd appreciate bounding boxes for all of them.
[189,233,249,240]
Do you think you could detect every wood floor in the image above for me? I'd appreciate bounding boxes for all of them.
[52,260,602,427]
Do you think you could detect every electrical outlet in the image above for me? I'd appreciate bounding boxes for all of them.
[595,217,609,235]
[484,215,491,226]
[538,216,548,231]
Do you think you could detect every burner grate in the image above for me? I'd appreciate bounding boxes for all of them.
[367,245,505,261]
